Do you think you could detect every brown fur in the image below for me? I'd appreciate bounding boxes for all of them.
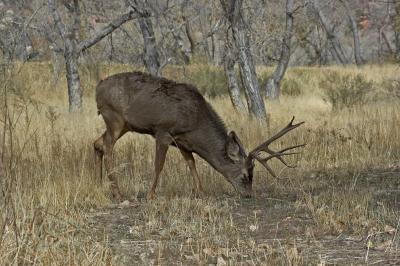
[94,71,253,201]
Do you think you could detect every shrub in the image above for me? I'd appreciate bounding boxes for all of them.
[184,64,227,97]
[380,79,400,99]
[281,78,302,96]
[320,72,373,111]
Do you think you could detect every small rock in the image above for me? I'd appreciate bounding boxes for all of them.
[217,256,227,266]
[203,248,213,255]
[118,200,131,208]
[375,240,393,251]
[249,224,258,232]
[384,225,396,234]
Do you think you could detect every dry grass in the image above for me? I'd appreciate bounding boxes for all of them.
[1,63,399,264]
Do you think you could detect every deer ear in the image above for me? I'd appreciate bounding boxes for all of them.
[226,131,241,162]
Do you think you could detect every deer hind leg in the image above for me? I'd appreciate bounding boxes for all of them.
[179,149,204,196]
[98,109,128,201]
[94,132,106,182]
[147,133,170,200]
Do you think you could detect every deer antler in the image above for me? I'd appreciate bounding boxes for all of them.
[248,116,305,178]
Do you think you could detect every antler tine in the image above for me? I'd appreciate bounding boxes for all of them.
[248,117,305,176]
[279,143,307,153]
[274,143,307,167]
[250,116,304,155]
[262,150,301,167]
[254,155,278,178]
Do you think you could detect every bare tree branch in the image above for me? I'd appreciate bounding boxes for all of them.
[47,0,67,38]
[265,0,295,100]
[311,0,349,65]
[78,9,137,53]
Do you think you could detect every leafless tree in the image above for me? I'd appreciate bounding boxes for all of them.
[394,0,400,60]
[222,32,245,111]
[126,1,161,76]
[339,0,363,66]
[265,0,294,101]
[47,0,137,112]
[311,0,348,65]
[220,0,267,122]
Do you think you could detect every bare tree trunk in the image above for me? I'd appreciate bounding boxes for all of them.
[127,1,161,76]
[65,46,82,112]
[396,32,400,60]
[51,50,61,86]
[223,41,245,111]
[312,0,348,65]
[395,1,400,60]
[138,16,161,77]
[161,11,190,65]
[184,18,197,56]
[340,0,363,66]
[48,0,137,112]
[265,0,294,101]
[48,0,82,112]
[382,31,394,54]
[221,0,266,121]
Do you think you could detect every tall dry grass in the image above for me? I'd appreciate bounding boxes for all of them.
[1,62,399,264]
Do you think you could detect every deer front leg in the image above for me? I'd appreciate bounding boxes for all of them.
[147,135,169,200]
[179,149,204,196]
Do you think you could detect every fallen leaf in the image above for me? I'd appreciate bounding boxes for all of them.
[184,254,199,261]
[249,224,258,232]
[118,200,131,208]
[375,240,392,251]
[283,216,292,221]
[384,225,396,234]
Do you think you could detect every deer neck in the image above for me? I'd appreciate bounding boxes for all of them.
[191,130,234,177]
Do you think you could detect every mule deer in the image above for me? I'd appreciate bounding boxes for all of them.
[94,72,304,201]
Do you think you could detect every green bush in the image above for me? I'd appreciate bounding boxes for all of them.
[320,72,373,111]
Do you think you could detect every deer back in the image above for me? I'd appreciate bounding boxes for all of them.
[96,72,229,155]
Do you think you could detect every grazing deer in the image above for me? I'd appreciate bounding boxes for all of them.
[94,72,304,201]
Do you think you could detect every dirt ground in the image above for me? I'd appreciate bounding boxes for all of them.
[88,170,400,265]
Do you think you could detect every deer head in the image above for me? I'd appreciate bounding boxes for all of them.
[222,116,305,198]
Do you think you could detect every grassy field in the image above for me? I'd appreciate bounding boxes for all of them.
[1,63,399,264]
